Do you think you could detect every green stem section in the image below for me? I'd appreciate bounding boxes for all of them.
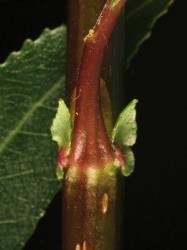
[63,165,123,250]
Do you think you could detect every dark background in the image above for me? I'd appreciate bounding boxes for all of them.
[0,1,186,250]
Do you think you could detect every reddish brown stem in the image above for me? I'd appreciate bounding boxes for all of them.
[67,0,105,94]
[70,0,127,168]
[63,1,127,250]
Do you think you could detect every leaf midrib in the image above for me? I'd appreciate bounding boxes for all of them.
[127,0,155,21]
[127,0,174,20]
[0,76,64,156]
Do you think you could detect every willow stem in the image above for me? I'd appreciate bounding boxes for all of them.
[70,0,126,167]
[62,1,127,250]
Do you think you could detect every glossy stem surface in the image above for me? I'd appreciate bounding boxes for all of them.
[70,0,126,167]
[67,0,126,118]
[63,1,126,250]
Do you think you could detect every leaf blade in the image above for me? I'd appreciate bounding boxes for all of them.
[112,99,138,147]
[121,146,135,177]
[51,99,72,150]
[126,0,174,67]
[0,26,66,250]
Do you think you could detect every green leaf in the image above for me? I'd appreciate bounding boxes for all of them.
[121,146,135,176]
[51,99,71,180]
[0,26,66,249]
[112,100,137,177]
[112,99,138,147]
[56,167,64,180]
[51,99,72,150]
[126,0,174,67]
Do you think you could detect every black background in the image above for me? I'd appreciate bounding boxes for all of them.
[0,1,186,250]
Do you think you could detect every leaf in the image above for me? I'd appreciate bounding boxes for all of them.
[51,99,72,150]
[51,99,71,180]
[112,99,138,147]
[126,0,174,67]
[121,146,135,177]
[112,100,137,177]
[56,167,64,180]
[0,26,66,249]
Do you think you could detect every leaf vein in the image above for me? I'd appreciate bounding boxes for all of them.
[127,0,155,20]
[0,220,16,225]
[0,76,64,156]
[0,170,34,181]
[18,131,49,137]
